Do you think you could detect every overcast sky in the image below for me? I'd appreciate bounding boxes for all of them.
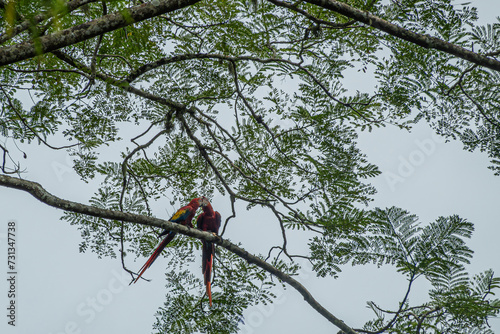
[2,1,500,334]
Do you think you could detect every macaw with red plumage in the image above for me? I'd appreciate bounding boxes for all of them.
[196,198,221,306]
[132,197,206,284]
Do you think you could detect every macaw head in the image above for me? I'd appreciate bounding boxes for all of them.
[188,197,207,210]
[199,196,210,207]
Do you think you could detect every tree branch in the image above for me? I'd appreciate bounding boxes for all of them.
[0,0,202,66]
[268,0,357,29]
[0,0,100,44]
[0,173,357,334]
[119,129,167,211]
[125,52,380,123]
[0,84,79,150]
[459,83,500,130]
[51,50,191,112]
[301,0,500,72]
[357,272,416,333]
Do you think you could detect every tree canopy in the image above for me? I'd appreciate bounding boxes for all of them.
[1,0,500,333]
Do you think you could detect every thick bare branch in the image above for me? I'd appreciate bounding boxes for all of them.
[300,0,500,72]
[0,0,100,44]
[0,173,357,334]
[268,0,357,28]
[0,0,201,66]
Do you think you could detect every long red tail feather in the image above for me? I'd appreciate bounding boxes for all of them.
[203,241,214,306]
[133,232,176,284]
[207,277,212,307]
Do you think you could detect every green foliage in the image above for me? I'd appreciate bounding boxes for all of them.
[152,247,296,334]
[364,266,500,333]
[1,0,500,333]
[427,268,500,330]
[373,6,500,174]
[314,207,500,332]
[309,207,474,278]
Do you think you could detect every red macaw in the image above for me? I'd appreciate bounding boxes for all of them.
[196,198,221,307]
[132,197,205,284]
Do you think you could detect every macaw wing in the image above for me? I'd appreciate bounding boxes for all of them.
[169,206,192,223]
[196,212,205,230]
[214,211,221,234]
[158,207,193,237]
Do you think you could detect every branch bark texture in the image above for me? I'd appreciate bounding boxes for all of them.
[0,0,498,73]
[0,0,100,44]
[0,0,201,66]
[302,0,500,72]
[0,174,357,334]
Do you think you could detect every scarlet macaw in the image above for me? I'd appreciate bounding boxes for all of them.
[196,198,221,306]
[133,197,206,284]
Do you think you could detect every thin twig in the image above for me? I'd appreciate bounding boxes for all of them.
[0,85,79,150]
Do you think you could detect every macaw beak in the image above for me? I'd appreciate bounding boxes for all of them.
[199,196,209,207]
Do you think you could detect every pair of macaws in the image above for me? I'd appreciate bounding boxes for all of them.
[133,196,221,307]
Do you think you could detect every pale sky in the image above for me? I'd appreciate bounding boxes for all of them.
[2,1,500,334]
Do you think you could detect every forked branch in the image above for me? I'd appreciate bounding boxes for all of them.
[0,173,357,334]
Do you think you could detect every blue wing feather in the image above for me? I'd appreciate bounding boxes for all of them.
[169,207,192,223]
